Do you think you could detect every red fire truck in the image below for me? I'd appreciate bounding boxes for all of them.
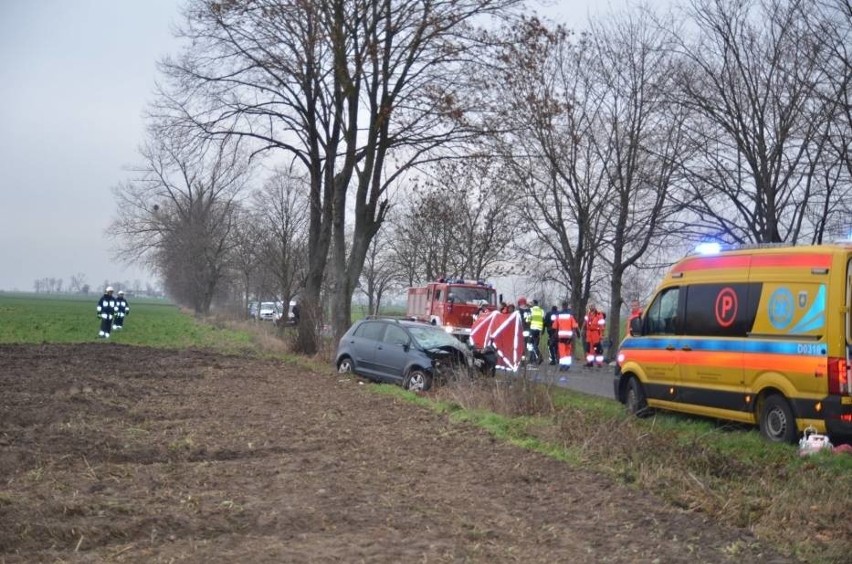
[406,278,498,339]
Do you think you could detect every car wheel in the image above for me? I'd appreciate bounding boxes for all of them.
[337,357,354,374]
[404,369,432,392]
[625,377,650,417]
[759,394,798,443]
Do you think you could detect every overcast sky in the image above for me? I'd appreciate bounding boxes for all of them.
[0,0,641,293]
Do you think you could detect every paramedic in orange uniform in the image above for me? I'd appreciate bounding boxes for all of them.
[554,301,579,371]
[583,304,607,367]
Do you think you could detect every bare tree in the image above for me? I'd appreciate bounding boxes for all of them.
[229,207,266,315]
[671,0,840,244]
[156,0,524,353]
[253,169,309,315]
[68,273,87,294]
[110,133,251,314]
[489,19,607,316]
[584,6,689,342]
[387,157,519,286]
[430,157,521,279]
[358,228,402,315]
[33,278,63,294]
[803,0,852,242]
[390,186,457,283]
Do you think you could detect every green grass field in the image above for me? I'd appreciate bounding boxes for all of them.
[0,293,255,352]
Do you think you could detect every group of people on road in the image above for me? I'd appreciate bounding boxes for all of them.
[511,299,612,371]
[96,286,130,339]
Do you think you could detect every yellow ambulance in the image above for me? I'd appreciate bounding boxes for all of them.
[614,243,852,442]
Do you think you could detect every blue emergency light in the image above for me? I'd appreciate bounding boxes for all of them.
[695,242,722,255]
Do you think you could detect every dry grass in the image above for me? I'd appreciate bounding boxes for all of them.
[439,370,558,418]
[206,314,298,356]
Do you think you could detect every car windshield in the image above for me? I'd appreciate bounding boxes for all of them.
[260,302,276,310]
[407,325,463,349]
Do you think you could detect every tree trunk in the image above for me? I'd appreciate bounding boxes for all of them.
[608,268,625,361]
[296,281,321,356]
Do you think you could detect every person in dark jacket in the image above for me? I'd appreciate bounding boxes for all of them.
[96,287,116,339]
[544,305,559,365]
[113,290,130,330]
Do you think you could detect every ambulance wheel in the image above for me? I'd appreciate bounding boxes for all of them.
[404,369,432,392]
[759,394,797,443]
[625,377,650,417]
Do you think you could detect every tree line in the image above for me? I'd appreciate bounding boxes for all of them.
[109,0,851,354]
[30,275,160,296]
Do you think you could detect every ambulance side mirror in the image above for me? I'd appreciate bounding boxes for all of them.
[629,316,642,336]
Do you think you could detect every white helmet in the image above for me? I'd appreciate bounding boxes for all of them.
[106,286,114,293]
[118,290,124,295]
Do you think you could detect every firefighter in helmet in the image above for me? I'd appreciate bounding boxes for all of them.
[114,290,130,330]
[96,286,116,339]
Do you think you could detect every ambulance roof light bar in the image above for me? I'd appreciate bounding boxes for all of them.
[694,242,722,255]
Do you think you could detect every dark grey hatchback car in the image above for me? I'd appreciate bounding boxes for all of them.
[335,319,472,391]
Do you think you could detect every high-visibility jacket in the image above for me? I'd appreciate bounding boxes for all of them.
[529,305,545,331]
[554,310,579,367]
[583,309,606,345]
[555,311,579,340]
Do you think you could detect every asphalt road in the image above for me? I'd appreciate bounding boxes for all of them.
[499,361,618,400]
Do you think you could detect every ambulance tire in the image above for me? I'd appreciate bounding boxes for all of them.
[404,368,432,392]
[625,377,650,417]
[759,394,798,444]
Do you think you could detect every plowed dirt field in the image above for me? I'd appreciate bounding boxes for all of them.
[0,344,791,562]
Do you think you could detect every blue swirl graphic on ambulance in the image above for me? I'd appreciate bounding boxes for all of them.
[787,285,826,333]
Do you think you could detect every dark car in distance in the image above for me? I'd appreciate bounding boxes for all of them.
[335,318,472,391]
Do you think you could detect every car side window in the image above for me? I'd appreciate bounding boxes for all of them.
[383,325,409,346]
[646,287,680,335]
[354,321,385,341]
